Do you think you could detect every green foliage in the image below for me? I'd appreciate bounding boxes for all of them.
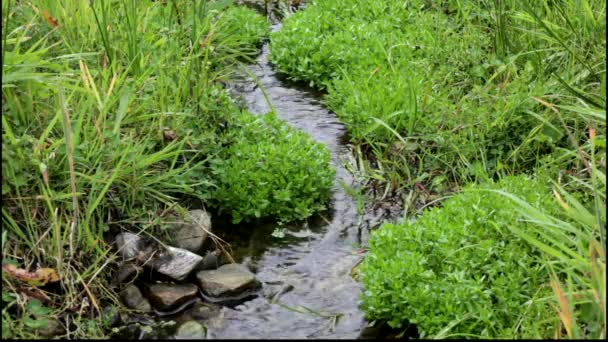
[270,0,606,189]
[361,175,561,338]
[210,112,335,223]
[215,5,270,52]
[2,0,270,338]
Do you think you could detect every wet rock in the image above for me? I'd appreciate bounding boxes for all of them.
[120,284,152,313]
[198,249,221,270]
[196,263,261,298]
[189,302,222,321]
[117,263,143,284]
[172,209,212,253]
[146,283,199,311]
[175,321,206,339]
[115,232,144,260]
[151,246,203,281]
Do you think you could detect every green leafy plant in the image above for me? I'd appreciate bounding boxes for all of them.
[361,175,561,338]
[270,0,606,191]
[210,112,335,223]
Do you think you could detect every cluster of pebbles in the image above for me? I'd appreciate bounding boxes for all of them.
[109,209,262,339]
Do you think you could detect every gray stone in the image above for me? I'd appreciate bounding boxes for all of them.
[175,321,206,339]
[152,246,203,281]
[117,263,143,284]
[120,284,152,313]
[146,283,199,311]
[115,232,144,260]
[199,249,221,270]
[172,209,212,253]
[196,263,261,298]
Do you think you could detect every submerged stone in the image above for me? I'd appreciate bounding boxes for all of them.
[196,263,261,298]
[146,283,199,311]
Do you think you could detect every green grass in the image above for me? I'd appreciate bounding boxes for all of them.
[1,0,325,338]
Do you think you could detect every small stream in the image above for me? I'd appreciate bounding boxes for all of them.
[190,23,401,339]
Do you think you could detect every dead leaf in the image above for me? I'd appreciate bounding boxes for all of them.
[2,264,60,286]
[41,10,58,28]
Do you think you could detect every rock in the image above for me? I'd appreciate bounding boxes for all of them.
[198,249,221,270]
[175,321,206,339]
[146,283,199,311]
[117,263,143,284]
[196,263,261,298]
[188,302,221,321]
[115,232,145,260]
[172,210,212,253]
[120,284,152,313]
[151,246,203,281]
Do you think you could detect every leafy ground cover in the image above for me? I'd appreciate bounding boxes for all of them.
[271,0,606,338]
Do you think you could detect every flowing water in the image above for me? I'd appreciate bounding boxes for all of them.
[184,23,401,339]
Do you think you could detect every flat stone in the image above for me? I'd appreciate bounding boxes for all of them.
[151,246,203,281]
[146,283,199,311]
[175,321,206,339]
[115,232,144,260]
[120,284,152,313]
[196,263,261,298]
[172,210,212,253]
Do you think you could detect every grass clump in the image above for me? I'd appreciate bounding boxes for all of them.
[210,112,335,224]
[361,175,561,338]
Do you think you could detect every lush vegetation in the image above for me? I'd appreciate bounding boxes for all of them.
[363,175,560,338]
[210,111,334,224]
[271,0,606,190]
[271,0,605,339]
[2,0,334,338]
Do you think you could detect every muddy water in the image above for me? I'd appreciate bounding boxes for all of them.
[192,25,400,339]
